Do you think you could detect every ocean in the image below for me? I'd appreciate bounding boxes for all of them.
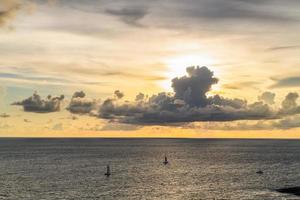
[0,138,299,199]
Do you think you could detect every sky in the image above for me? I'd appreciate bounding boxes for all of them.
[1,0,300,138]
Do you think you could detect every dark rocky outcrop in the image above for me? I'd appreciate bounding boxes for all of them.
[276,187,300,196]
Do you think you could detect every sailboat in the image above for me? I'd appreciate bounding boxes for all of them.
[105,165,111,177]
[163,155,168,165]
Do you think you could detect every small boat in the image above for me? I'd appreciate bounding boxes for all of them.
[256,170,263,174]
[163,156,168,165]
[105,165,111,177]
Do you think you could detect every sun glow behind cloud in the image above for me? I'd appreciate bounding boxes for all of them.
[160,54,217,90]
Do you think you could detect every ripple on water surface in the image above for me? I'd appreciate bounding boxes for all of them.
[0,138,300,199]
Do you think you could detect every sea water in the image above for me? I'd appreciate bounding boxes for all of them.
[0,138,299,199]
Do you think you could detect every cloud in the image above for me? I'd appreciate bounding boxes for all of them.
[172,66,218,107]
[12,92,64,113]
[12,67,300,130]
[0,86,4,95]
[67,91,97,114]
[184,0,295,22]
[282,92,299,110]
[148,0,298,33]
[52,123,63,130]
[100,123,140,131]
[278,92,300,116]
[266,45,300,51]
[114,90,124,99]
[273,115,300,130]
[0,123,10,129]
[223,81,260,90]
[3,0,297,41]
[0,113,10,118]
[72,91,85,98]
[101,0,297,30]
[191,120,273,131]
[97,66,281,125]
[98,97,275,124]
[270,76,300,88]
[135,92,145,101]
[99,97,135,119]
[0,0,37,27]
[11,65,300,130]
[201,114,300,130]
[105,7,148,27]
[258,91,275,105]
[0,72,96,86]
[0,0,22,27]
[0,86,6,100]
[24,118,30,122]
[208,95,247,109]
[70,115,78,120]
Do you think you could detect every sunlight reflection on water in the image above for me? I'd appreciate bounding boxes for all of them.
[0,138,299,199]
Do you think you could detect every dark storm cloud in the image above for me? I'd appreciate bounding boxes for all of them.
[12,92,64,113]
[270,76,300,88]
[67,91,96,114]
